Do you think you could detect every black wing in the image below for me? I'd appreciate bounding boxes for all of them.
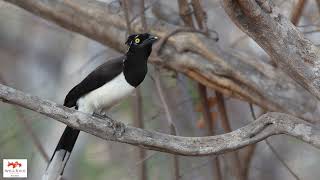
[64,56,124,107]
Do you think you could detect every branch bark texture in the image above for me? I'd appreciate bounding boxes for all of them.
[223,0,320,100]
[1,84,320,156]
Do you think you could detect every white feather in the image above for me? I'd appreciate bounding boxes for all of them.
[76,72,134,114]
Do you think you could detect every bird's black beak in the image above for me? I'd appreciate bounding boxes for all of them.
[141,35,159,46]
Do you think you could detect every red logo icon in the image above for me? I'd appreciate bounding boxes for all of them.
[7,161,22,169]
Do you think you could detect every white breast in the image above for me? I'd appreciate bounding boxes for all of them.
[76,72,135,114]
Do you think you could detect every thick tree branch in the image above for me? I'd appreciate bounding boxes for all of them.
[1,0,318,119]
[223,0,320,100]
[1,84,320,156]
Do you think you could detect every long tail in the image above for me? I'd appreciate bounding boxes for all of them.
[42,126,80,180]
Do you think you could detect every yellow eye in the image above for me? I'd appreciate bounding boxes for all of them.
[135,38,140,44]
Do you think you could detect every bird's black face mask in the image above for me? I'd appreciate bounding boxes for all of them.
[125,33,158,51]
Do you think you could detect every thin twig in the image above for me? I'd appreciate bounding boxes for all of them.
[154,68,180,180]
[154,70,178,134]
[265,140,301,180]
[249,103,257,120]
[123,151,159,180]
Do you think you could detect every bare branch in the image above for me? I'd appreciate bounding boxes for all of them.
[223,0,320,99]
[1,84,320,156]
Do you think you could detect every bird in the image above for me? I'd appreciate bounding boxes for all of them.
[43,33,158,180]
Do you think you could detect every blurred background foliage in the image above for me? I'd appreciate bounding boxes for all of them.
[1,0,320,180]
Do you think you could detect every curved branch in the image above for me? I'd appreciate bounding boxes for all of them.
[0,83,320,155]
[1,0,318,119]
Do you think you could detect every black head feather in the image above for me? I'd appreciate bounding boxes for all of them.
[125,33,158,48]
[123,33,158,87]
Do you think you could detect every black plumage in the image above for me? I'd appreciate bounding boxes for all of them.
[64,34,155,107]
[44,33,158,180]
[64,56,124,108]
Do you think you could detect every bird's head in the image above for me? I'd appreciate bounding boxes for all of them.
[123,33,158,87]
[125,33,158,52]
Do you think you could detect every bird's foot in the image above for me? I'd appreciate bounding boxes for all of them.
[113,121,125,137]
[92,112,125,137]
